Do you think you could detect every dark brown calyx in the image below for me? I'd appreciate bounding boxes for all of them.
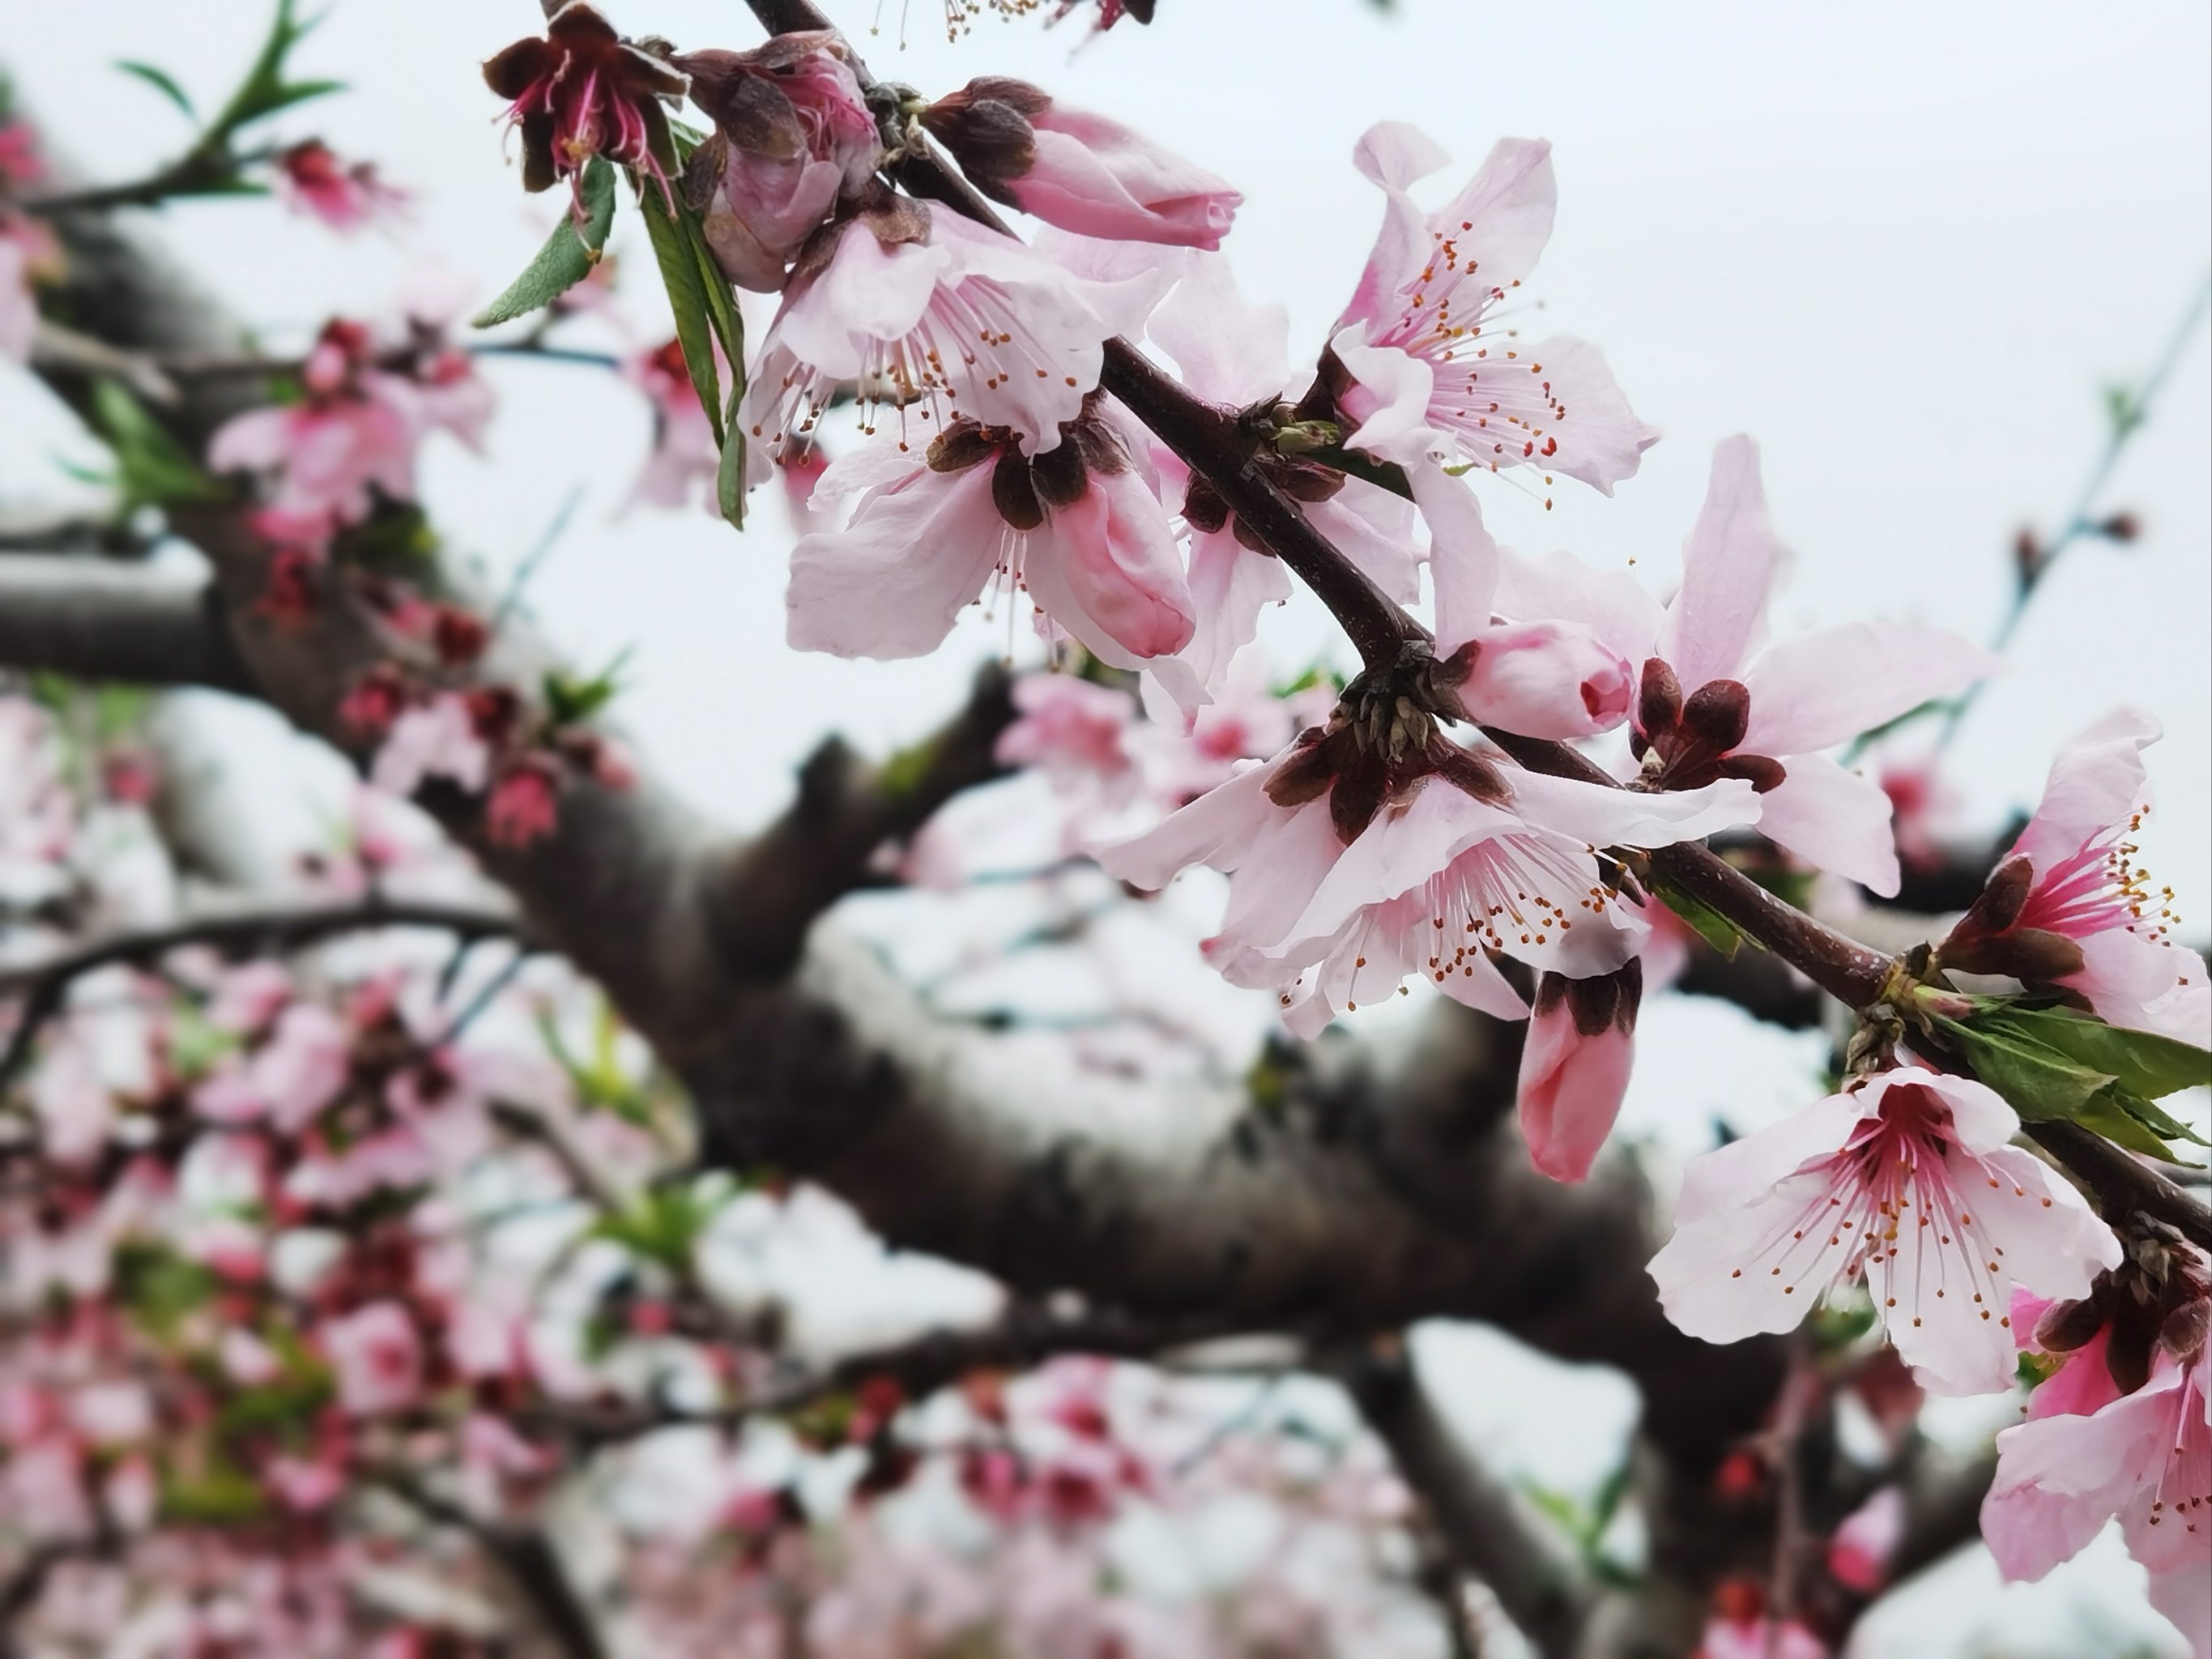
[1533,957,1644,1038]
[1180,448,1348,555]
[1630,661,1786,793]
[1265,640,1508,845]
[1936,854,2087,982]
[928,397,1136,532]
[917,78,1052,199]
[2036,1221,2211,1395]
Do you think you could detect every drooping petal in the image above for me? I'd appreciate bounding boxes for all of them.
[1982,1371,2188,1583]
[774,222,947,370]
[1502,766,1758,850]
[1337,122,1452,335]
[1415,463,1500,650]
[1147,253,1290,407]
[1332,331,1442,468]
[1753,753,1902,897]
[1174,524,1294,693]
[784,460,1004,659]
[1740,623,2002,757]
[1096,758,1281,890]
[1655,435,1787,692]
[1022,465,1196,664]
[1009,110,1241,250]
[2069,927,2212,1046]
[1313,477,1424,607]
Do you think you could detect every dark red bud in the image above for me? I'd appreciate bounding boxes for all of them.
[1637,656,1682,735]
[1681,679,1750,752]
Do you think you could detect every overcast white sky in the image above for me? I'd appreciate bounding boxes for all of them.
[3,4,2208,1650]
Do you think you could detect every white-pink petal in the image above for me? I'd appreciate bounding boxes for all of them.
[1655,435,1788,692]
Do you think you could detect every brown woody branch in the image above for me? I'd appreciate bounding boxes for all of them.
[0,556,250,692]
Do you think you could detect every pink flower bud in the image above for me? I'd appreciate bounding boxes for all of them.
[1516,960,1640,1183]
[1451,621,1634,740]
[924,79,1240,250]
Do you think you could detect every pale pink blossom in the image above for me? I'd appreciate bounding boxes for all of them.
[320,1300,425,1416]
[28,1030,114,1166]
[1983,1349,2212,1657]
[2,1436,94,1541]
[1104,731,1750,1037]
[1649,1066,2120,1396]
[219,1328,285,1387]
[786,399,1196,670]
[191,1002,349,1135]
[102,1454,160,1532]
[275,140,407,232]
[1329,122,1655,493]
[1145,256,1420,693]
[996,673,1142,804]
[205,960,295,1036]
[624,337,722,511]
[678,35,880,292]
[1940,710,2210,1045]
[1826,1484,1904,1593]
[370,693,491,800]
[1495,437,2000,893]
[924,79,1240,249]
[740,202,1127,475]
[1516,960,1640,1183]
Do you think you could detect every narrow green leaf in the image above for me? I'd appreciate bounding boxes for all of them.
[2073,1090,2188,1160]
[253,77,347,117]
[717,379,747,529]
[1652,872,1742,959]
[92,381,224,510]
[115,60,198,120]
[683,210,748,529]
[638,184,723,444]
[471,156,618,329]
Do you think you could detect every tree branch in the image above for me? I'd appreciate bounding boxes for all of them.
[1345,1342,1595,1659]
[365,1469,607,1659]
[0,556,250,690]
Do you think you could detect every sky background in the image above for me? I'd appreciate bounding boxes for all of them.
[3,2,2209,1652]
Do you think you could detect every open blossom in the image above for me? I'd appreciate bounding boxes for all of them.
[482,1,687,209]
[484,758,560,848]
[207,316,492,539]
[1328,122,1656,494]
[1939,710,2210,1045]
[1495,437,2000,893]
[370,693,492,800]
[740,196,1127,477]
[1144,256,1420,692]
[1649,1066,2120,1396]
[275,141,406,232]
[675,34,880,292]
[996,673,1142,805]
[624,337,722,510]
[923,79,1240,250]
[787,395,1196,672]
[192,1003,350,1135]
[1826,1485,1905,1593]
[1984,1348,2212,1657]
[320,1301,426,1417]
[1517,960,1641,1183]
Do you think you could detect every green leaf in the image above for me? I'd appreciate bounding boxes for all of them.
[542,649,631,727]
[587,1179,731,1273]
[638,183,724,445]
[1977,1003,2211,1101]
[209,0,324,138]
[115,60,198,121]
[91,381,225,510]
[473,157,619,328]
[2073,1089,2188,1160]
[1934,1014,2112,1123]
[1652,872,1743,959]
[716,373,748,529]
[160,1456,269,1525]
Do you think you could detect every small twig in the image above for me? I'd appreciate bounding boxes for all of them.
[2027,1119,2212,1252]
[1937,279,2211,750]
[365,1467,607,1659]
[0,899,522,1094]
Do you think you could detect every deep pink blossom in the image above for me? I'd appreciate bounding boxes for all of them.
[1940,710,2210,1045]
[1517,960,1641,1183]
[485,760,560,848]
[786,398,1196,672]
[320,1301,426,1417]
[740,201,1129,474]
[0,120,42,188]
[1494,437,2000,893]
[924,79,1240,250]
[1694,1614,1827,1659]
[1983,1349,2212,1657]
[1328,123,1655,493]
[275,141,407,232]
[676,35,880,292]
[1826,1484,1904,1593]
[1649,1066,2120,1396]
